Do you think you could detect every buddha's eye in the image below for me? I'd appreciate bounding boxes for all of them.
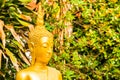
[42,43,48,48]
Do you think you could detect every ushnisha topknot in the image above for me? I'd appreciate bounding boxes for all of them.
[29,2,53,45]
[35,2,44,27]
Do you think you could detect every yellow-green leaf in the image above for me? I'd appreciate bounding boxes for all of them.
[12,40,24,52]
[0,20,6,47]
[19,50,30,65]
[16,18,31,26]
[5,48,19,71]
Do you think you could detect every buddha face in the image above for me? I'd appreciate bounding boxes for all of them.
[30,36,53,64]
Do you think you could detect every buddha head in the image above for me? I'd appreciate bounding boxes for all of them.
[28,2,53,65]
[28,26,53,65]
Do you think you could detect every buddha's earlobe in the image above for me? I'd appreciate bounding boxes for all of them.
[29,42,34,52]
[29,42,35,65]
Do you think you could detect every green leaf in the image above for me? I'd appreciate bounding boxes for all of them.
[18,0,32,4]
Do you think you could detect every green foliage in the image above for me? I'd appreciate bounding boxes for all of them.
[0,0,120,80]
[0,0,32,79]
[49,0,120,80]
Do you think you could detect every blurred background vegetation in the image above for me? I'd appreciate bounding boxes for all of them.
[0,0,120,80]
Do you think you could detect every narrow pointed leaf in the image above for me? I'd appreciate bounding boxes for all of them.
[25,0,37,10]
[19,50,30,65]
[12,40,24,51]
[0,71,5,77]
[16,18,31,26]
[5,48,19,71]
[0,50,2,69]
[0,20,6,47]
[16,18,34,31]
[18,0,32,4]
[14,12,32,21]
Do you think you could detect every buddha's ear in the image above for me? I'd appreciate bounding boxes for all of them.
[28,42,35,65]
[28,42,34,52]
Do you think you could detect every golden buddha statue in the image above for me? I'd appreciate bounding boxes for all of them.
[16,2,62,80]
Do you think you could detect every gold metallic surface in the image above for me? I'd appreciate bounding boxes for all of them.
[16,2,62,80]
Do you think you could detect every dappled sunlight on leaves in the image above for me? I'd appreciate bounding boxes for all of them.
[0,0,120,79]
[0,20,6,47]
[5,25,24,47]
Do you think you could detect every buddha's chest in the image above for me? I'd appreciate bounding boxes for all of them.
[28,71,59,80]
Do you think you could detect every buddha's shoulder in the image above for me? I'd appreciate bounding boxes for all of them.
[16,67,33,76]
[16,68,31,80]
[48,67,61,74]
[48,67,62,79]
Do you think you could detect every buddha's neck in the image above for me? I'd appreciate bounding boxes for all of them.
[32,62,48,70]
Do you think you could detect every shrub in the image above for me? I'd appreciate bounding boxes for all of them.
[0,0,120,80]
